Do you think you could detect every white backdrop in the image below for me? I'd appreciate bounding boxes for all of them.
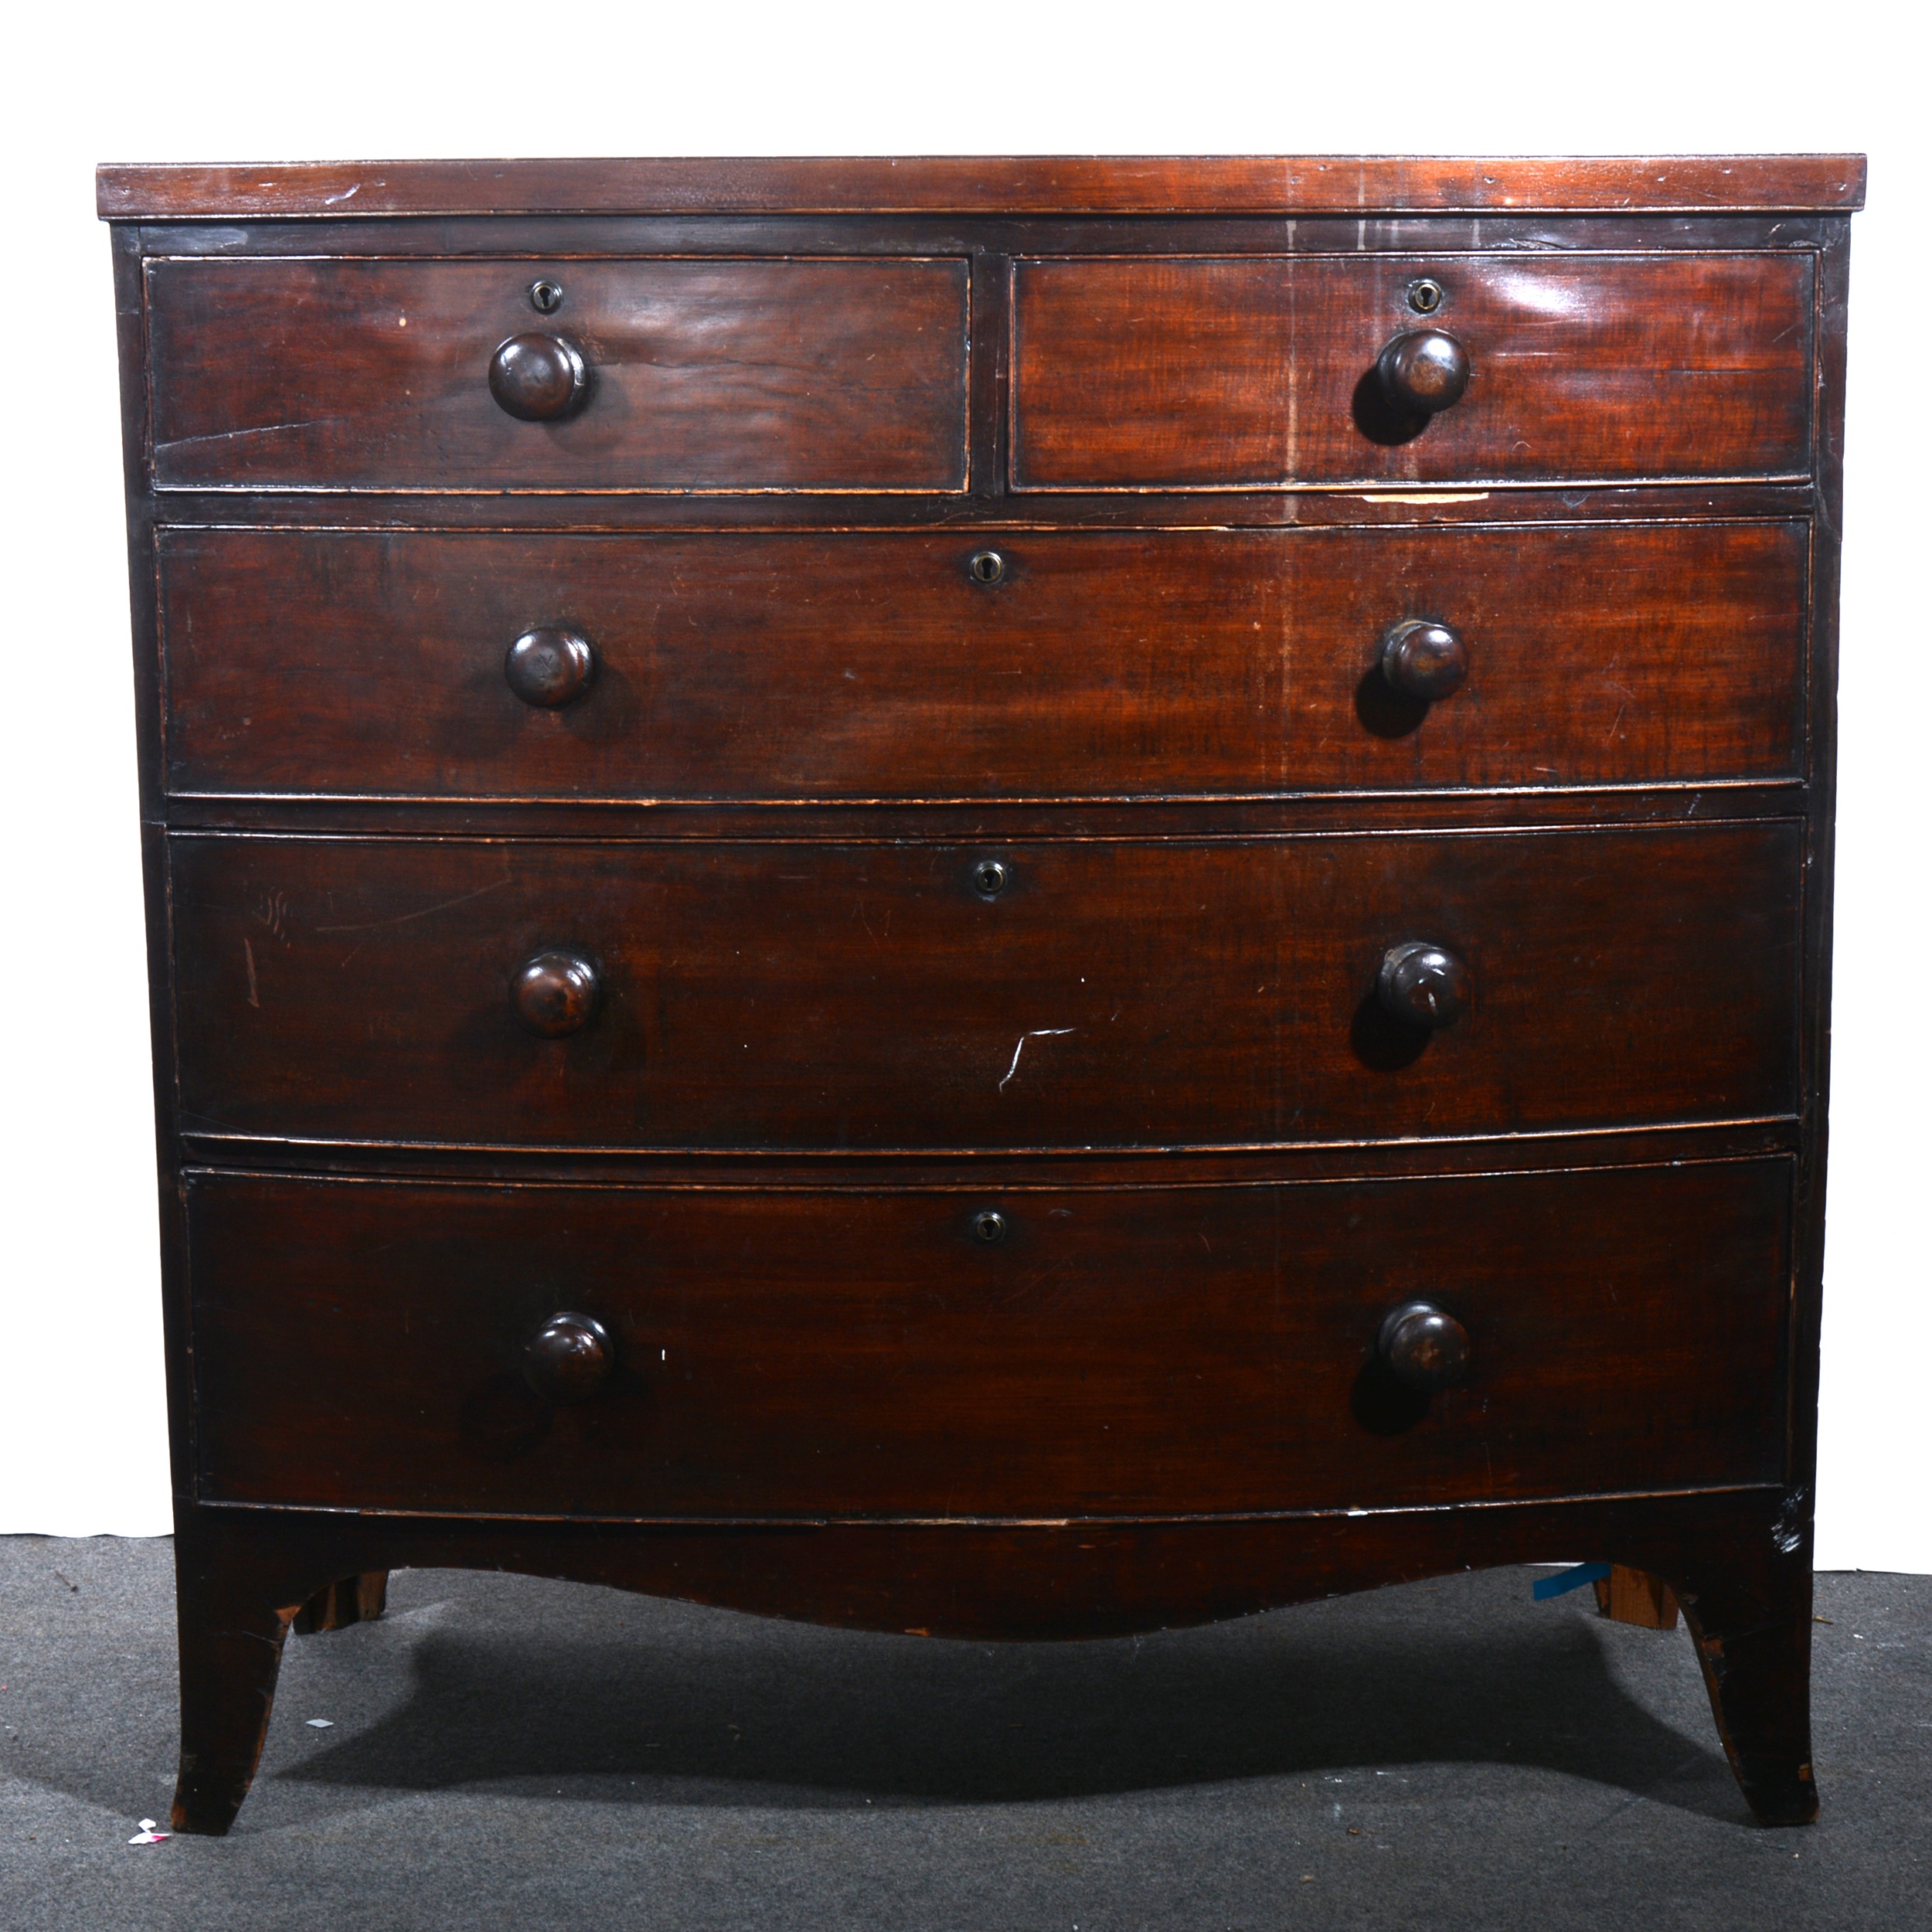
[3,2,1923,1569]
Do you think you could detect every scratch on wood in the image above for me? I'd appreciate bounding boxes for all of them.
[317,877,512,935]
[243,938,259,1008]
[998,1028,1075,1093]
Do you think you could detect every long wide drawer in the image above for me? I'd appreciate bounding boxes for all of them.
[145,256,971,492]
[1012,253,1812,488]
[185,1160,1793,1518]
[158,522,1807,801]
[170,825,1799,1151]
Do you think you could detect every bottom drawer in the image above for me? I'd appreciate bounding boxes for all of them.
[186,1160,1791,1519]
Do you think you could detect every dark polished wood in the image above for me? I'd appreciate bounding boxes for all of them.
[157,522,1807,802]
[1376,940,1471,1031]
[167,823,1798,1151]
[502,626,596,709]
[96,154,1868,221]
[509,949,602,1038]
[1011,253,1811,488]
[523,1312,616,1404]
[1677,1516,1820,1825]
[486,332,587,422]
[1379,619,1468,702]
[1377,328,1471,416]
[165,787,1811,848]
[185,1161,1788,1518]
[147,256,971,492]
[1377,1301,1473,1393]
[104,155,1854,1837]
[139,478,1821,538]
[169,1519,298,1836]
[510,951,599,1043]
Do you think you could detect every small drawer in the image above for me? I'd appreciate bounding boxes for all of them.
[145,256,970,492]
[1011,253,1812,488]
[158,520,1806,801]
[186,1159,1792,1519]
[168,822,1798,1153]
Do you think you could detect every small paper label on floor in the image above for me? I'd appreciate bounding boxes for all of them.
[1532,1562,1612,1602]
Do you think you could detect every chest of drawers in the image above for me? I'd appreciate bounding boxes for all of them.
[99,153,1862,1835]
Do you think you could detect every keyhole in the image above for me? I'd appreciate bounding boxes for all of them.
[969,549,1006,586]
[972,859,1009,897]
[972,1210,1008,1245]
[1406,277,1444,315]
[529,279,565,314]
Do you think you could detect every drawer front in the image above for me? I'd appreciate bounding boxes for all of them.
[159,521,1806,801]
[186,1160,1792,1518]
[145,257,970,492]
[170,825,1798,1151]
[1012,254,1812,488]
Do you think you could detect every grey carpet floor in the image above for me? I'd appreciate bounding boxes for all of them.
[0,1539,1925,1931]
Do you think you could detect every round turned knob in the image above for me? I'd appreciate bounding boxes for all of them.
[1380,620,1468,702]
[1376,328,1471,415]
[1377,940,1470,1030]
[512,950,601,1037]
[1378,1301,1471,1393]
[505,627,597,709]
[524,1312,614,1403]
[488,332,588,421]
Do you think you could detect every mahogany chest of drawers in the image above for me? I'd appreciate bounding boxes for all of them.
[98,153,1863,1833]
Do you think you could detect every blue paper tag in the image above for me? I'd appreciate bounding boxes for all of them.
[1532,1561,1612,1602]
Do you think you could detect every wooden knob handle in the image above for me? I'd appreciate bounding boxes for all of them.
[512,950,601,1036]
[524,1312,614,1403]
[1377,329,1471,414]
[1380,620,1468,701]
[488,333,588,421]
[1378,1301,1471,1393]
[505,627,597,708]
[1377,941,1470,1029]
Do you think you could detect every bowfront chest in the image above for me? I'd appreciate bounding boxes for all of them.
[98,154,1862,1833]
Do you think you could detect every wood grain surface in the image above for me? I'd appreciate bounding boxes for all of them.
[158,521,1807,801]
[97,154,1868,221]
[1011,254,1812,487]
[146,257,970,492]
[185,1158,1791,1517]
[168,824,1800,1151]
